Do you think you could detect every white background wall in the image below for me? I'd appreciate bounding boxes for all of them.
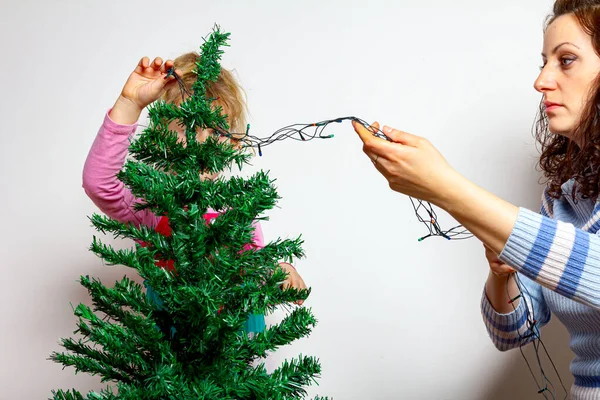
[1,0,575,399]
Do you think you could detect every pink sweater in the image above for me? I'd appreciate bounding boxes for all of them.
[82,110,265,247]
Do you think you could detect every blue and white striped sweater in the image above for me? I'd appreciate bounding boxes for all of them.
[481,179,600,400]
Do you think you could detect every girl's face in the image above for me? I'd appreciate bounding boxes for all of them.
[167,119,227,180]
[168,119,216,144]
[534,14,600,141]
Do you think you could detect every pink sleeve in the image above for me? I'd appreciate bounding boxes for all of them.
[251,221,265,248]
[82,110,160,228]
[249,221,295,269]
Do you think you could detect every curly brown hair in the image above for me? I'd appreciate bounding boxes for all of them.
[536,0,600,199]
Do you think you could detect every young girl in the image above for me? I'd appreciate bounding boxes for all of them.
[83,53,306,334]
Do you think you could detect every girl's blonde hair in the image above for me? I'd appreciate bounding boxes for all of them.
[161,52,248,135]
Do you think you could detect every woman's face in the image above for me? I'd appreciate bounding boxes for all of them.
[534,13,600,140]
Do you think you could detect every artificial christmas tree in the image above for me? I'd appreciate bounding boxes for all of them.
[51,26,327,400]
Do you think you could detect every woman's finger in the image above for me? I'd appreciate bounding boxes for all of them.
[353,120,403,160]
[352,120,380,145]
[382,125,423,147]
[367,121,381,135]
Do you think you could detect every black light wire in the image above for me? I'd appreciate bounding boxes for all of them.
[507,272,568,399]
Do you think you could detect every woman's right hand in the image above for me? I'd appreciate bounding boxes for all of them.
[484,243,515,277]
[110,57,181,125]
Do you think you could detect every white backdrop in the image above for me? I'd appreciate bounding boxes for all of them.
[0,0,575,399]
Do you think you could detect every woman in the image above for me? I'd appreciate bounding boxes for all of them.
[353,1,600,398]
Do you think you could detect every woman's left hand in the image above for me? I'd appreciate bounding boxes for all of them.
[279,262,307,305]
[352,121,461,206]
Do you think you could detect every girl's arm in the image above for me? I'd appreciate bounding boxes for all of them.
[251,222,307,305]
[83,56,181,227]
[82,109,159,227]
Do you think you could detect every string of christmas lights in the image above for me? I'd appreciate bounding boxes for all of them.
[167,67,472,241]
[507,273,568,400]
[225,116,474,242]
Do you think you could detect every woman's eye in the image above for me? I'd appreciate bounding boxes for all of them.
[561,57,576,67]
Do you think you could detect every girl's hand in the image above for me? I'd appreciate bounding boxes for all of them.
[352,121,461,207]
[120,57,180,109]
[110,57,181,125]
[279,262,307,305]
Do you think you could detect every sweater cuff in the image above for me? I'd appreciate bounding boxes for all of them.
[498,207,562,283]
[498,207,590,294]
[481,287,523,320]
[481,288,528,346]
[104,108,138,135]
[498,207,541,273]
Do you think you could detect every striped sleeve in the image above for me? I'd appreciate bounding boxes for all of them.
[498,207,600,310]
[481,274,551,351]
